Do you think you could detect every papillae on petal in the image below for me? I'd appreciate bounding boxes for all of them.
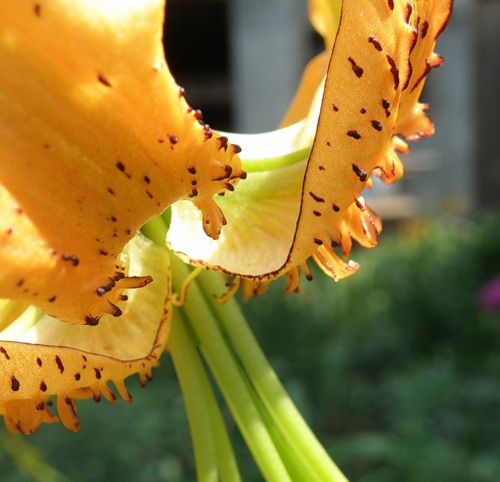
[0,0,243,324]
[168,0,452,289]
[0,234,171,434]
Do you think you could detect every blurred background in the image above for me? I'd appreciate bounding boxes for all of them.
[1,0,499,480]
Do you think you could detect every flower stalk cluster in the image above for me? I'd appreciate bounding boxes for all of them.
[143,215,347,481]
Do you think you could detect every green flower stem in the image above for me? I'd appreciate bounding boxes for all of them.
[169,309,242,482]
[170,255,293,482]
[196,269,349,482]
[143,215,347,480]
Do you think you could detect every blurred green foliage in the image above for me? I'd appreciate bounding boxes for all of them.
[1,215,499,481]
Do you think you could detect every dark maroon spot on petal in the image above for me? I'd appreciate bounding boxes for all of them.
[115,161,131,178]
[212,164,233,181]
[55,355,64,373]
[168,135,178,145]
[97,74,112,87]
[108,301,122,317]
[410,59,433,93]
[6,228,13,235]
[352,164,367,182]
[217,136,229,150]
[204,126,213,140]
[94,368,102,380]
[95,278,116,296]
[326,141,331,147]
[332,104,339,112]
[193,109,203,122]
[34,3,41,16]
[360,108,367,114]
[85,315,100,326]
[143,176,151,184]
[146,190,154,199]
[371,120,383,131]
[48,295,57,302]
[309,191,325,203]
[387,0,394,10]
[404,2,413,24]
[348,57,364,78]
[347,130,361,140]
[36,357,42,367]
[368,35,383,51]
[314,238,323,245]
[188,166,197,175]
[16,279,24,287]
[332,204,341,213]
[421,18,429,38]
[319,165,326,171]
[231,144,242,155]
[11,376,20,391]
[313,210,322,217]
[382,98,391,117]
[74,373,81,381]
[386,55,400,89]
[0,346,10,360]
[61,254,79,266]
[40,381,47,392]
[355,198,366,210]
[107,188,115,196]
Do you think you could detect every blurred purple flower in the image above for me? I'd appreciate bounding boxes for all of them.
[478,277,500,310]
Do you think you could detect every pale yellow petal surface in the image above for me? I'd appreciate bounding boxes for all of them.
[0,0,243,324]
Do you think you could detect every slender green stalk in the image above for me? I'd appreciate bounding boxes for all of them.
[170,310,218,482]
[196,269,349,482]
[170,255,293,482]
[170,309,241,482]
[142,215,347,481]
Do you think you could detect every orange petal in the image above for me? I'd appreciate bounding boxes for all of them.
[0,0,243,324]
[167,0,452,288]
[0,234,171,433]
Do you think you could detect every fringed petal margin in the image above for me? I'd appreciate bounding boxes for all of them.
[0,0,242,324]
[0,234,171,434]
[168,0,452,293]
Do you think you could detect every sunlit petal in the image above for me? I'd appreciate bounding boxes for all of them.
[0,0,243,324]
[168,0,452,286]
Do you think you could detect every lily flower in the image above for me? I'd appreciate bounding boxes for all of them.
[0,0,452,477]
[0,0,243,433]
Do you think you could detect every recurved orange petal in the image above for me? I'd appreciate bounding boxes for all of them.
[0,234,170,433]
[167,0,452,288]
[0,0,243,324]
